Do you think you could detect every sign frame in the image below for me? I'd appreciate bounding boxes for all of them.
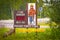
[14,3,39,28]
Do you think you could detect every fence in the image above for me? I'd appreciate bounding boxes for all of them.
[0,18,50,28]
[0,20,14,28]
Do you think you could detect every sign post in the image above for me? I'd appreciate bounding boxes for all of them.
[14,3,40,35]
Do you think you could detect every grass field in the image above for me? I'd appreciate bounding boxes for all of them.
[0,27,52,40]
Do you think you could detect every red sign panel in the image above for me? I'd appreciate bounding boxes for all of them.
[16,16,26,21]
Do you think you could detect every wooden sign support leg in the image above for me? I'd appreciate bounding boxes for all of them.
[14,27,15,35]
[35,27,38,40]
[26,27,28,39]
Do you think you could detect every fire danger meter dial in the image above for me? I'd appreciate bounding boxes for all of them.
[14,10,28,25]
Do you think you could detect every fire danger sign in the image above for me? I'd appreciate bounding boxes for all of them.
[14,10,28,25]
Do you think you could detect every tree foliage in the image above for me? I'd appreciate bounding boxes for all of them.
[49,1,60,24]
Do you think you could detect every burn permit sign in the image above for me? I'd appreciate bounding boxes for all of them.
[14,10,28,25]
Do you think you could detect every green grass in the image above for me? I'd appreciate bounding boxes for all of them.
[0,28,53,40]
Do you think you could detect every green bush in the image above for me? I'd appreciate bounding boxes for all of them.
[51,27,60,40]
